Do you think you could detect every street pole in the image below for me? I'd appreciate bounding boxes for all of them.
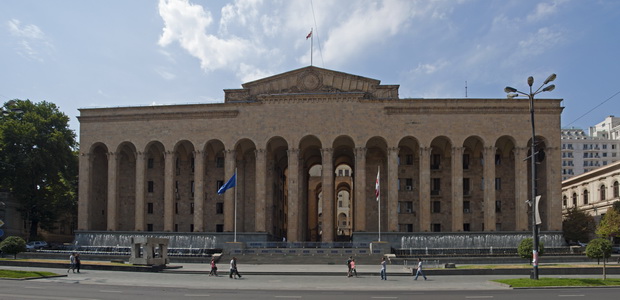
[505,74,556,280]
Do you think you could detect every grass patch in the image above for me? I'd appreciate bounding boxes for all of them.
[494,278,620,287]
[0,269,58,279]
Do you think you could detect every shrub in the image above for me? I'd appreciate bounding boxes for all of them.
[518,238,545,264]
[0,236,27,259]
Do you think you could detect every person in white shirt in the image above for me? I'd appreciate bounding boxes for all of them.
[414,258,427,280]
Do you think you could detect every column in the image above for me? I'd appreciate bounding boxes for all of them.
[545,147,562,231]
[451,147,464,232]
[77,152,91,230]
[387,147,399,232]
[163,150,175,232]
[254,149,267,232]
[354,147,367,231]
[483,146,496,231]
[223,149,236,232]
[321,148,334,242]
[193,150,205,232]
[287,148,300,241]
[106,151,118,231]
[419,147,431,232]
[514,147,528,231]
[134,151,146,231]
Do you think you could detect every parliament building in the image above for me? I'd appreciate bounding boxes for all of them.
[77,66,563,246]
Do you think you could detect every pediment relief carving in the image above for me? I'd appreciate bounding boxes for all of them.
[224,66,399,102]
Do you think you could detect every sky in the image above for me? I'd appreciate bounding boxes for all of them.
[1,0,619,137]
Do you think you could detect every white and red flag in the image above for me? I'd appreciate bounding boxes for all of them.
[375,166,380,202]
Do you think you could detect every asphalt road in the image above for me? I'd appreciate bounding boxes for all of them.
[1,280,619,300]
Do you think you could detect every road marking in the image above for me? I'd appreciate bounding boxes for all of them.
[558,295,585,297]
[185,294,211,297]
[275,297,302,299]
[0,294,97,300]
[99,290,122,293]
[371,297,398,299]
[466,297,494,299]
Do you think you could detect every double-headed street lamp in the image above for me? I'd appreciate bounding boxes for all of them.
[504,73,556,280]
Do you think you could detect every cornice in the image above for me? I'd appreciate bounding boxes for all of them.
[385,106,563,115]
[78,110,239,123]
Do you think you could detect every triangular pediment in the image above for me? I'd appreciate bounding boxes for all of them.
[224,66,399,102]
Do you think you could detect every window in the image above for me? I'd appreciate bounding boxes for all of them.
[191,181,195,198]
[147,224,153,232]
[431,178,441,195]
[463,178,471,196]
[406,178,413,190]
[432,223,441,232]
[147,202,153,214]
[217,180,224,192]
[190,202,195,214]
[495,154,501,165]
[432,201,441,213]
[431,154,441,170]
[562,196,567,207]
[463,223,470,231]
[495,200,502,213]
[600,185,606,201]
[190,224,194,232]
[174,224,179,232]
[495,178,501,190]
[406,154,414,165]
[463,154,470,169]
[400,224,413,232]
[175,202,179,214]
[398,201,413,214]
[572,193,577,206]
[191,157,195,173]
[148,181,154,193]
[216,224,224,232]
[147,158,154,169]
[215,157,224,168]
[216,203,224,214]
[175,157,180,175]
[614,181,619,198]
[496,223,502,231]
[463,201,471,213]
[583,190,589,205]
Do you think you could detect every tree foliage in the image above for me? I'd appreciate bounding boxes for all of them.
[585,238,612,280]
[612,200,620,213]
[0,236,27,259]
[596,208,620,239]
[0,99,78,239]
[562,207,595,243]
[517,238,545,263]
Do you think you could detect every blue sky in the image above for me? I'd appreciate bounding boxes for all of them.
[1,0,619,135]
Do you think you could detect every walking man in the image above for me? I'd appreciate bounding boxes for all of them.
[380,257,387,280]
[67,253,76,273]
[229,257,242,279]
[414,258,427,280]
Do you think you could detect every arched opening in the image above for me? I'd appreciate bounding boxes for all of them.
[117,142,136,231]
[89,143,108,230]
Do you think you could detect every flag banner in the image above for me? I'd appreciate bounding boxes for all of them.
[217,173,236,195]
[306,30,312,39]
[375,167,380,201]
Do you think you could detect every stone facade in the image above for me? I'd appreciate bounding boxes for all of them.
[77,66,563,243]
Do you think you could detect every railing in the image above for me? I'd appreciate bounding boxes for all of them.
[394,247,574,257]
[245,242,370,249]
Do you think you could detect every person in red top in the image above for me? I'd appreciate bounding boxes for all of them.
[349,259,358,277]
[209,257,218,276]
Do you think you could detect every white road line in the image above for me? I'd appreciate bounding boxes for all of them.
[466,297,494,299]
[0,294,98,300]
[185,294,211,297]
[558,295,585,297]
[371,297,398,299]
[275,297,302,299]
[99,290,123,293]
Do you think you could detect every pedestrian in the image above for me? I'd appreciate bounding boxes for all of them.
[350,259,358,277]
[229,257,242,279]
[209,257,218,276]
[346,256,352,277]
[380,257,387,280]
[67,253,76,273]
[75,253,81,273]
[414,258,427,280]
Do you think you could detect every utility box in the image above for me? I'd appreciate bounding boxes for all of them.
[129,237,169,266]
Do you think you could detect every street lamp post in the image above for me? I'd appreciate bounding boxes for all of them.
[504,74,556,280]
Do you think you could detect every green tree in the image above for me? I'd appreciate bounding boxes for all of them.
[0,99,78,239]
[517,238,545,264]
[562,207,595,244]
[596,208,620,240]
[0,236,27,259]
[585,238,612,279]
[612,200,620,213]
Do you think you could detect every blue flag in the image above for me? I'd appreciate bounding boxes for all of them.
[217,173,236,195]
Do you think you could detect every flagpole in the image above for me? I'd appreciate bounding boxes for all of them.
[234,167,237,243]
[310,28,313,66]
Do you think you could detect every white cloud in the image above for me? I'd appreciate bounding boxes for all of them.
[518,27,564,56]
[7,19,53,61]
[527,0,566,23]
[158,0,254,72]
[155,67,176,80]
